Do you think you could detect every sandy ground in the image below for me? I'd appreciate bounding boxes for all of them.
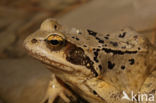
[0,0,156,103]
[0,57,51,103]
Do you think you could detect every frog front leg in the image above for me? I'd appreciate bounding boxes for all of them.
[40,74,77,103]
[140,71,156,102]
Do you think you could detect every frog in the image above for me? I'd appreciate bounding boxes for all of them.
[24,18,156,103]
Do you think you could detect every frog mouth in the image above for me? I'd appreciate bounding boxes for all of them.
[26,49,74,73]
[25,47,94,77]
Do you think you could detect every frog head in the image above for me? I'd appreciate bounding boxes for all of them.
[24,18,101,78]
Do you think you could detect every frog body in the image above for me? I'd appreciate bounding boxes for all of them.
[24,18,156,103]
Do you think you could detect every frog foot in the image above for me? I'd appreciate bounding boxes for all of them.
[40,75,76,103]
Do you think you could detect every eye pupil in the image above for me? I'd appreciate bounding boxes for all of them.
[50,40,59,45]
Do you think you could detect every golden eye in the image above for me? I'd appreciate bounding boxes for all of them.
[46,34,65,50]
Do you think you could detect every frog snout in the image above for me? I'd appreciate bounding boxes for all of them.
[23,35,38,50]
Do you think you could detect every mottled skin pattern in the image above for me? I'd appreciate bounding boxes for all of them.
[24,18,156,103]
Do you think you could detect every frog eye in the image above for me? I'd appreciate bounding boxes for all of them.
[46,34,65,50]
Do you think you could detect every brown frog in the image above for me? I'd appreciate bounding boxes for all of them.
[24,18,156,103]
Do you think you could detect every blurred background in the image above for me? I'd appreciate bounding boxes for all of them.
[0,0,156,103]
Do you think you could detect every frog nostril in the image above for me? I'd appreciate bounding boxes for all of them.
[31,39,37,43]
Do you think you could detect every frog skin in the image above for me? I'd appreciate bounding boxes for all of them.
[24,18,156,103]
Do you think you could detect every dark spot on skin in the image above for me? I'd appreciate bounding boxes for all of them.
[66,44,98,77]
[108,61,115,69]
[121,65,125,70]
[87,29,105,44]
[94,51,98,57]
[93,48,96,51]
[98,46,101,48]
[110,41,118,47]
[102,48,137,55]
[98,65,102,70]
[99,40,104,43]
[76,37,80,40]
[95,37,99,39]
[72,36,80,41]
[104,44,107,47]
[31,39,37,43]
[94,57,99,63]
[93,90,97,95]
[126,41,129,45]
[138,47,141,50]
[87,29,97,37]
[93,49,100,63]
[97,49,100,51]
[106,34,110,36]
[104,36,109,39]
[119,32,126,38]
[96,37,104,44]
[129,58,135,65]
[121,46,126,49]
[83,45,87,47]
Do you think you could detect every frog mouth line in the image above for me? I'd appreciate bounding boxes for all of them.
[25,48,93,77]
